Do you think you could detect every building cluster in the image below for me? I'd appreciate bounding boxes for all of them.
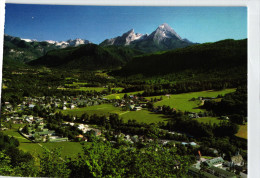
[5,114,44,125]
[189,154,247,178]
[2,94,108,114]
[63,122,101,135]
[113,95,147,111]
[21,123,68,142]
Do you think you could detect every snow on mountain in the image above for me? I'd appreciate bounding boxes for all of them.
[44,40,57,44]
[67,38,91,47]
[148,23,183,42]
[123,29,144,45]
[100,23,193,50]
[100,29,146,46]
[18,37,91,48]
[21,38,38,42]
[44,38,91,48]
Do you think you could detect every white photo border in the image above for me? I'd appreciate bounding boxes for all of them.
[0,0,259,177]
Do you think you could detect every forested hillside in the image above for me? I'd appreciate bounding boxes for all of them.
[3,35,59,65]
[29,44,143,70]
[114,39,247,77]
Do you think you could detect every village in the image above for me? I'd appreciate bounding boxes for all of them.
[2,93,231,143]
[1,92,247,177]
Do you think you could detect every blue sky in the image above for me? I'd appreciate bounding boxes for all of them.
[4,4,247,44]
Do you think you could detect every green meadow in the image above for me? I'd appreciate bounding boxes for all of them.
[61,104,168,124]
[105,91,144,99]
[193,117,222,125]
[150,88,236,113]
[120,109,168,124]
[58,87,123,92]
[41,142,84,158]
[61,104,125,117]
[235,124,247,139]
[58,81,124,92]
[2,124,85,159]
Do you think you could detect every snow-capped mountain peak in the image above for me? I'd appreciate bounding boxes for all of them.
[100,23,193,52]
[124,29,144,45]
[21,38,38,42]
[101,28,146,46]
[153,23,183,41]
[43,38,91,48]
[67,38,91,47]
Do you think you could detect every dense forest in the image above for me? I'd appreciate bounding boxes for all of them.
[203,86,247,124]
[29,44,143,70]
[113,39,247,77]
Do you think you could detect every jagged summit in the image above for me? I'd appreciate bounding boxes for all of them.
[126,29,135,34]
[100,23,194,52]
[153,23,183,41]
[100,28,145,46]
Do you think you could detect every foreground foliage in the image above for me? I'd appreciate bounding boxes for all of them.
[0,133,192,177]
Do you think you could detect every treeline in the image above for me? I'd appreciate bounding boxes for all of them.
[51,112,191,142]
[3,34,59,65]
[120,77,246,97]
[165,117,238,138]
[203,86,247,124]
[66,141,192,177]
[0,132,37,176]
[113,39,247,77]
[28,44,142,70]
[0,131,193,177]
[56,110,246,161]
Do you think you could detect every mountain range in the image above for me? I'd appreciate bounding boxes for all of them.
[44,38,91,48]
[4,23,194,62]
[3,34,92,65]
[100,23,195,53]
[20,37,91,48]
[3,23,247,76]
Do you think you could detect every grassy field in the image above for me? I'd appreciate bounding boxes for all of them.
[2,124,26,142]
[42,142,84,158]
[63,82,123,92]
[2,124,43,158]
[2,124,85,159]
[150,88,236,113]
[64,82,88,87]
[61,103,168,124]
[58,87,123,92]
[193,117,222,125]
[58,86,123,92]
[235,124,247,139]
[120,109,168,124]
[61,104,126,117]
[105,91,144,99]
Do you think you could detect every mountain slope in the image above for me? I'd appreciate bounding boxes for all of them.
[45,38,91,48]
[100,29,144,46]
[112,39,247,76]
[100,23,194,53]
[3,34,59,65]
[3,35,92,66]
[28,44,143,70]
